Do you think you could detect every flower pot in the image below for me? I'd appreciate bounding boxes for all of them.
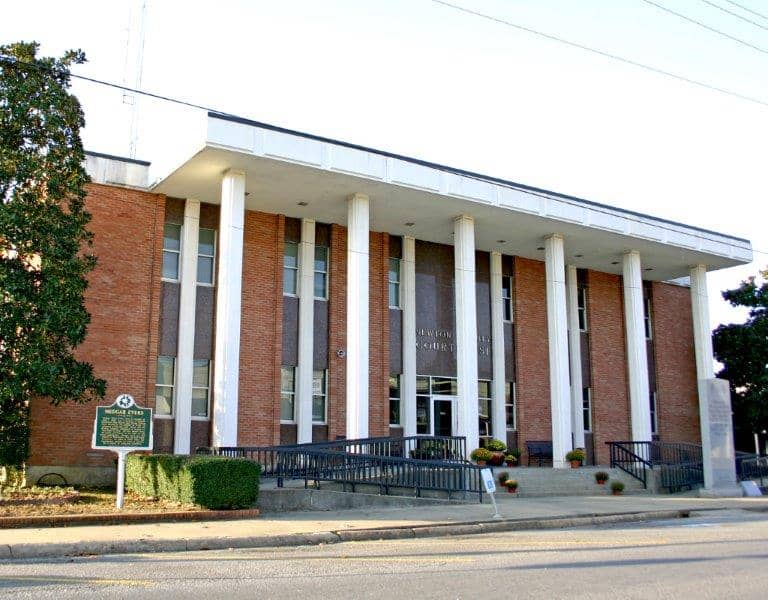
[612,490,622,496]
[476,460,486,466]
[505,460,517,467]
[597,480,606,485]
[506,486,517,494]
[488,452,504,466]
[570,460,581,469]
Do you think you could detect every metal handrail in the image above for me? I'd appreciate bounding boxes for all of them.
[607,441,704,491]
[200,442,485,502]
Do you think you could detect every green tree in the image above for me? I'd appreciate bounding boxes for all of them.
[0,42,105,471]
[713,268,768,452]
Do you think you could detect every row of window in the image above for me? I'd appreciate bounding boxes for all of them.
[155,356,211,418]
[162,224,216,285]
[283,242,330,299]
[280,366,327,424]
[388,376,518,434]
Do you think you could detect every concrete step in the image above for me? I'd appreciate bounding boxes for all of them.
[491,466,648,497]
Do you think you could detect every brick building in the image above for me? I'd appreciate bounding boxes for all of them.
[27,113,753,485]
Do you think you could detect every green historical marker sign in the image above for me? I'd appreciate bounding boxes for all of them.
[92,394,153,450]
[92,394,153,509]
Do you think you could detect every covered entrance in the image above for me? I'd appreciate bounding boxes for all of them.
[416,376,459,437]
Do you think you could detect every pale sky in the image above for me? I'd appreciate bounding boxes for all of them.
[2,0,766,333]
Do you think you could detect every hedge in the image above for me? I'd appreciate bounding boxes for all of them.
[125,454,260,509]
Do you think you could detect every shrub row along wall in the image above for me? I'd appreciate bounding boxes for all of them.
[126,455,260,509]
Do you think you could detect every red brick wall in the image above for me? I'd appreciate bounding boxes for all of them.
[587,270,631,464]
[368,232,390,437]
[28,183,165,467]
[327,224,347,440]
[513,257,551,461]
[237,211,283,446]
[652,282,700,443]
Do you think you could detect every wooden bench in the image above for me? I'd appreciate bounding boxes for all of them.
[526,440,553,466]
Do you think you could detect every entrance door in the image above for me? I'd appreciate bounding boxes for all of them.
[433,396,456,437]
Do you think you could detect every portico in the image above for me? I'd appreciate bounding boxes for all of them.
[150,112,752,465]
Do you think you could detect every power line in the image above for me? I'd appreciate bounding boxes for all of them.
[639,0,768,55]
[723,0,768,22]
[428,0,768,108]
[699,0,768,31]
[0,54,237,119]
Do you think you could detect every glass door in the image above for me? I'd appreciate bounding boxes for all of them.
[432,395,456,437]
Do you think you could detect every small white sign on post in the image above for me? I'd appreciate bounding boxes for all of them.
[92,394,153,509]
[480,468,502,519]
[741,481,763,497]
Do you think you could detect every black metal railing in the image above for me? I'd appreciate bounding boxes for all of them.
[737,456,768,489]
[198,435,482,501]
[607,441,704,491]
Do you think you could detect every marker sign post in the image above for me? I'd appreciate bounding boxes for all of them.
[92,394,153,509]
[480,467,502,519]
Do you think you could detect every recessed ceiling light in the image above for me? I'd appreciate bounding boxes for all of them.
[645,267,653,271]
[574,254,583,258]
[537,246,545,251]
[404,222,415,227]
[244,192,251,197]
[496,240,506,244]
[611,261,620,265]
[297,201,309,206]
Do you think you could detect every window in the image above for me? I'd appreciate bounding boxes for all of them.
[312,370,327,423]
[644,297,653,340]
[577,286,588,332]
[283,242,299,296]
[191,360,211,418]
[389,375,401,426]
[197,228,216,285]
[314,246,329,299]
[155,356,175,416]
[478,380,492,439]
[162,223,181,280]
[582,387,592,432]
[388,258,401,308]
[502,275,513,322]
[416,395,430,434]
[650,391,658,434]
[505,382,517,431]
[280,366,296,422]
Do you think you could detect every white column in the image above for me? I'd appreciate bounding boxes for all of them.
[401,236,417,437]
[690,264,715,488]
[622,250,652,442]
[212,169,245,447]
[296,219,316,444]
[174,198,200,454]
[545,234,572,468]
[346,193,369,440]
[490,251,507,441]
[454,215,479,454]
[566,264,585,450]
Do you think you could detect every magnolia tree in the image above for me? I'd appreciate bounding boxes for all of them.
[0,42,105,483]
[713,268,768,453]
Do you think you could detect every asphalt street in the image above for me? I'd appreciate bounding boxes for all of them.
[1,509,766,599]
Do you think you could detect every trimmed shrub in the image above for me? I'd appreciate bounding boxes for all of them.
[126,454,260,509]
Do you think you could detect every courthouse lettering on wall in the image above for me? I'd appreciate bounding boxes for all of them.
[416,328,491,356]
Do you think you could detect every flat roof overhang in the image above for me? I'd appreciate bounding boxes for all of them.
[150,113,753,282]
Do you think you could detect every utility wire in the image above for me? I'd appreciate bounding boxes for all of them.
[0,51,763,254]
[699,0,768,31]
[639,0,768,55]
[723,0,768,22]
[428,0,768,108]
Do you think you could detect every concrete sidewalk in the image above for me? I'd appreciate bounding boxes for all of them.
[2,494,767,560]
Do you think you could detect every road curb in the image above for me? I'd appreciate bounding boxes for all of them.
[5,509,690,560]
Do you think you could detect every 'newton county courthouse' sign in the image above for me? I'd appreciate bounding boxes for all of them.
[416,328,491,356]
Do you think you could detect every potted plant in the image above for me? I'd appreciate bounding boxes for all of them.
[505,448,521,467]
[486,439,507,466]
[504,478,518,494]
[594,471,609,485]
[470,447,493,466]
[565,448,586,468]
[610,481,625,496]
[498,472,509,486]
